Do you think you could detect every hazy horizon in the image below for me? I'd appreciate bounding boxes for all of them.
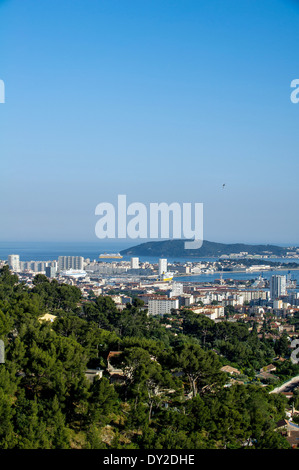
[0,239,298,247]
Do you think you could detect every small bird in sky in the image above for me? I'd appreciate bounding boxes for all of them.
[222,184,226,189]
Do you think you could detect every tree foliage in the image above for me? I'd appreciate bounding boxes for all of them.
[0,266,292,449]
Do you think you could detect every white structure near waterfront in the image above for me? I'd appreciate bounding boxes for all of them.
[270,275,287,300]
[59,269,87,279]
[158,258,167,275]
[130,257,139,269]
[8,254,20,272]
[58,256,84,271]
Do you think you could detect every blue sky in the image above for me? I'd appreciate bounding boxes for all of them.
[0,0,299,245]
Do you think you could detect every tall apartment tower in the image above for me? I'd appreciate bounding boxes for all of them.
[45,266,57,278]
[58,256,84,271]
[270,275,286,300]
[131,257,139,269]
[158,258,168,275]
[170,282,184,298]
[8,254,20,272]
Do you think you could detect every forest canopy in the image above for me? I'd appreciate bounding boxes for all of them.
[0,266,292,449]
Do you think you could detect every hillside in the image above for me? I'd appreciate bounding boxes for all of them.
[120,239,293,258]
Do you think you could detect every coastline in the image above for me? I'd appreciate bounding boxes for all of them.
[173,267,299,278]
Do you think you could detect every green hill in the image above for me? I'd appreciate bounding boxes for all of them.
[120,239,293,258]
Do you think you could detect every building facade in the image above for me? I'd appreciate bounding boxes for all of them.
[131,257,139,269]
[8,254,20,272]
[270,275,287,300]
[148,297,179,315]
[58,256,84,271]
[158,258,168,275]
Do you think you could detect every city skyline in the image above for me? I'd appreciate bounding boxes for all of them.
[1,0,299,245]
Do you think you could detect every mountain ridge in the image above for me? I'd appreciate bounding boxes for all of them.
[120,239,297,258]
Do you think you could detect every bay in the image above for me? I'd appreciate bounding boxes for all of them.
[1,242,299,285]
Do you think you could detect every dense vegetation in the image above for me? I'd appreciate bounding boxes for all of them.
[120,239,290,258]
[0,266,293,449]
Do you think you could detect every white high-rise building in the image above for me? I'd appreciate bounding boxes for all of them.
[158,258,167,275]
[45,266,57,278]
[8,254,20,272]
[170,282,184,298]
[131,257,139,269]
[270,275,286,300]
[58,256,84,272]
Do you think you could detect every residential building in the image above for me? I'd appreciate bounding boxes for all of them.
[58,256,84,271]
[169,282,184,298]
[158,258,168,275]
[148,297,179,315]
[130,257,139,269]
[221,365,241,375]
[8,254,20,272]
[20,260,57,273]
[179,293,194,307]
[270,275,287,299]
[189,305,225,320]
[45,266,57,278]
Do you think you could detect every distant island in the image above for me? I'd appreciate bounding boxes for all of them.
[120,239,298,258]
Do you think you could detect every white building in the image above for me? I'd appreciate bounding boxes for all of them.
[45,266,57,278]
[131,257,139,269]
[58,256,84,271]
[240,290,268,302]
[20,260,57,273]
[8,254,20,272]
[273,299,283,309]
[59,269,87,279]
[170,282,184,298]
[179,294,194,307]
[190,305,225,320]
[270,275,287,300]
[158,258,168,275]
[148,297,179,315]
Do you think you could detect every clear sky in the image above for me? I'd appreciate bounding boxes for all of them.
[0,0,299,245]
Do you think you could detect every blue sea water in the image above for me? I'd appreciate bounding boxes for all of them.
[0,241,230,264]
[0,241,133,262]
[178,269,299,284]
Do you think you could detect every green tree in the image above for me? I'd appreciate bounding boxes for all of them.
[175,344,225,397]
[274,332,290,357]
[88,377,119,426]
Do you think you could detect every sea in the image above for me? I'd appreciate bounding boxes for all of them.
[0,241,134,262]
[1,241,299,285]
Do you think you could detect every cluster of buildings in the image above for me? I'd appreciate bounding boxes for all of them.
[6,251,299,449]
[7,254,85,278]
[5,254,177,281]
[219,248,299,259]
[3,254,299,321]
